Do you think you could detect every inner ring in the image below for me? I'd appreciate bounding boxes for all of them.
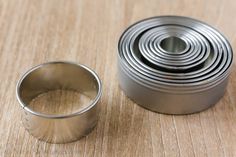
[159,36,187,53]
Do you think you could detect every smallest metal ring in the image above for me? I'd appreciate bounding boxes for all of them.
[16,61,102,143]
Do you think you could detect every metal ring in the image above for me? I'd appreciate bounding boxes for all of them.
[16,61,102,143]
[118,16,233,114]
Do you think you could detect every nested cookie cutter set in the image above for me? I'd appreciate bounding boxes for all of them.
[16,16,233,143]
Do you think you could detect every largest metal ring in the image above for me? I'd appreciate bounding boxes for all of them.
[16,61,102,143]
[118,16,233,114]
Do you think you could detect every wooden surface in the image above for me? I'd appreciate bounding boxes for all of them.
[1,0,236,156]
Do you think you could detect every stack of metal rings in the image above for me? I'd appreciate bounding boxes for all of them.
[118,16,233,114]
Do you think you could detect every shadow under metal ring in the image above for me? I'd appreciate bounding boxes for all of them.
[118,16,233,114]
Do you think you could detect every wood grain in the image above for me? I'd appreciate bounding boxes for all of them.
[0,0,236,156]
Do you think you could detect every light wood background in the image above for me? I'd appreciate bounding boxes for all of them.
[1,0,236,156]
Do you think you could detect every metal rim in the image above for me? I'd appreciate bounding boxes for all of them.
[16,61,102,119]
[118,16,233,93]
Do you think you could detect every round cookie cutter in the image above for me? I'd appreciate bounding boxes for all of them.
[118,16,233,114]
[16,61,102,143]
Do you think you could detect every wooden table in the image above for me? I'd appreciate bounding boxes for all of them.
[1,0,236,156]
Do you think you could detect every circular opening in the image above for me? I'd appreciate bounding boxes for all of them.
[160,36,187,53]
[16,62,102,118]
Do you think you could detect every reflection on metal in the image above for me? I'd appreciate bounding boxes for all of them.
[16,61,102,143]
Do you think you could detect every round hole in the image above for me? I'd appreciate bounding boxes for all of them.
[160,36,187,53]
[17,62,102,117]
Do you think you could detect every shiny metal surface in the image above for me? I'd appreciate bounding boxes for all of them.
[118,16,233,114]
[16,61,102,143]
